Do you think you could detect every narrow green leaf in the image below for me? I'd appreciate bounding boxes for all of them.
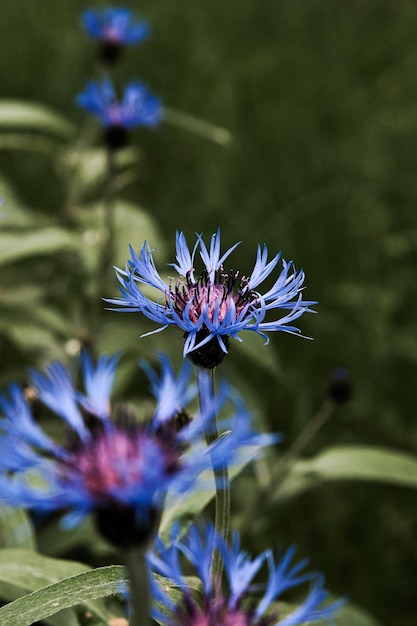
[0,577,80,626]
[0,507,35,550]
[164,107,234,146]
[0,228,79,266]
[0,549,91,591]
[274,445,417,501]
[0,565,125,625]
[0,101,75,139]
[0,133,59,155]
[0,174,36,227]
[0,550,113,623]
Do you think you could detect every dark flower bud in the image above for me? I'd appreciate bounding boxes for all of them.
[327,368,352,404]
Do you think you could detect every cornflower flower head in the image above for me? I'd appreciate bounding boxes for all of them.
[150,523,344,626]
[82,8,149,63]
[107,230,316,368]
[0,354,272,548]
[77,80,162,150]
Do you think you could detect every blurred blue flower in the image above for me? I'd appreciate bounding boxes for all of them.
[107,229,316,367]
[82,8,149,46]
[150,523,344,626]
[77,80,162,129]
[0,353,273,542]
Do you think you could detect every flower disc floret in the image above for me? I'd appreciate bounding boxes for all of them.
[149,524,344,626]
[0,354,273,545]
[108,229,316,367]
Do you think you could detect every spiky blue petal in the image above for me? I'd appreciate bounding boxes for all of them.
[0,354,272,528]
[77,80,162,129]
[82,8,149,45]
[108,230,316,358]
[151,523,344,626]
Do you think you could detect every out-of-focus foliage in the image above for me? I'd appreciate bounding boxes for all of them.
[1,1,417,624]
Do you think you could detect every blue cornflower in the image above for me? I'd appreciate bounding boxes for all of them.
[149,523,344,626]
[0,354,272,547]
[107,229,316,368]
[77,80,162,149]
[82,8,149,63]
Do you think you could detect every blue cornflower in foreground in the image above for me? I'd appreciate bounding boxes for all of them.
[150,524,343,626]
[0,354,272,547]
[107,230,316,368]
[77,80,162,149]
[82,8,149,63]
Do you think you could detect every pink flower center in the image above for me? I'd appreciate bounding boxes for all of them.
[103,26,122,42]
[168,269,257,327]
[173,595,256,626]
[60,425,181,505]
[108,104,123,126]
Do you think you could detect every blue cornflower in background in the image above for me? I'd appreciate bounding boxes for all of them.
[77,80,162,149]
[150,523,344,626]
[107,229,316,368]
[0,353,272,547]
[82,8,149,63]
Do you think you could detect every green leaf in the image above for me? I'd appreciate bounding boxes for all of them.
[278,599,380,626]
[0,564,125,625]
[113,200,166,266]
[0,174,38,227]
[0,133,60,155]
[164,107,234,146]
[0,507,35,550]
[0,227,79,266]
[75,199,166,269]
[61,146,140,196]
[0,101,75,139]
[332,602,381,626]
[0,551,116,624]
[274,445,417,502]
[0,549,91,591]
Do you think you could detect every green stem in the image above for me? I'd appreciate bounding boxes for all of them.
[240,398,335,535]
[92,146,116,338]
[124,547,150,626]
[196,367,231,583]
[275,398,335,483]
[102,147,116,283]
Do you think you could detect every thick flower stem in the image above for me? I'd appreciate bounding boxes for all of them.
[196,367,231,583]
[124,547,150,626]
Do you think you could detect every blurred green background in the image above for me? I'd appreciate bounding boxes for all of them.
[1,1,417,624]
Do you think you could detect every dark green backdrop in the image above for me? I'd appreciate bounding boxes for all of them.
[1,1,417,624]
